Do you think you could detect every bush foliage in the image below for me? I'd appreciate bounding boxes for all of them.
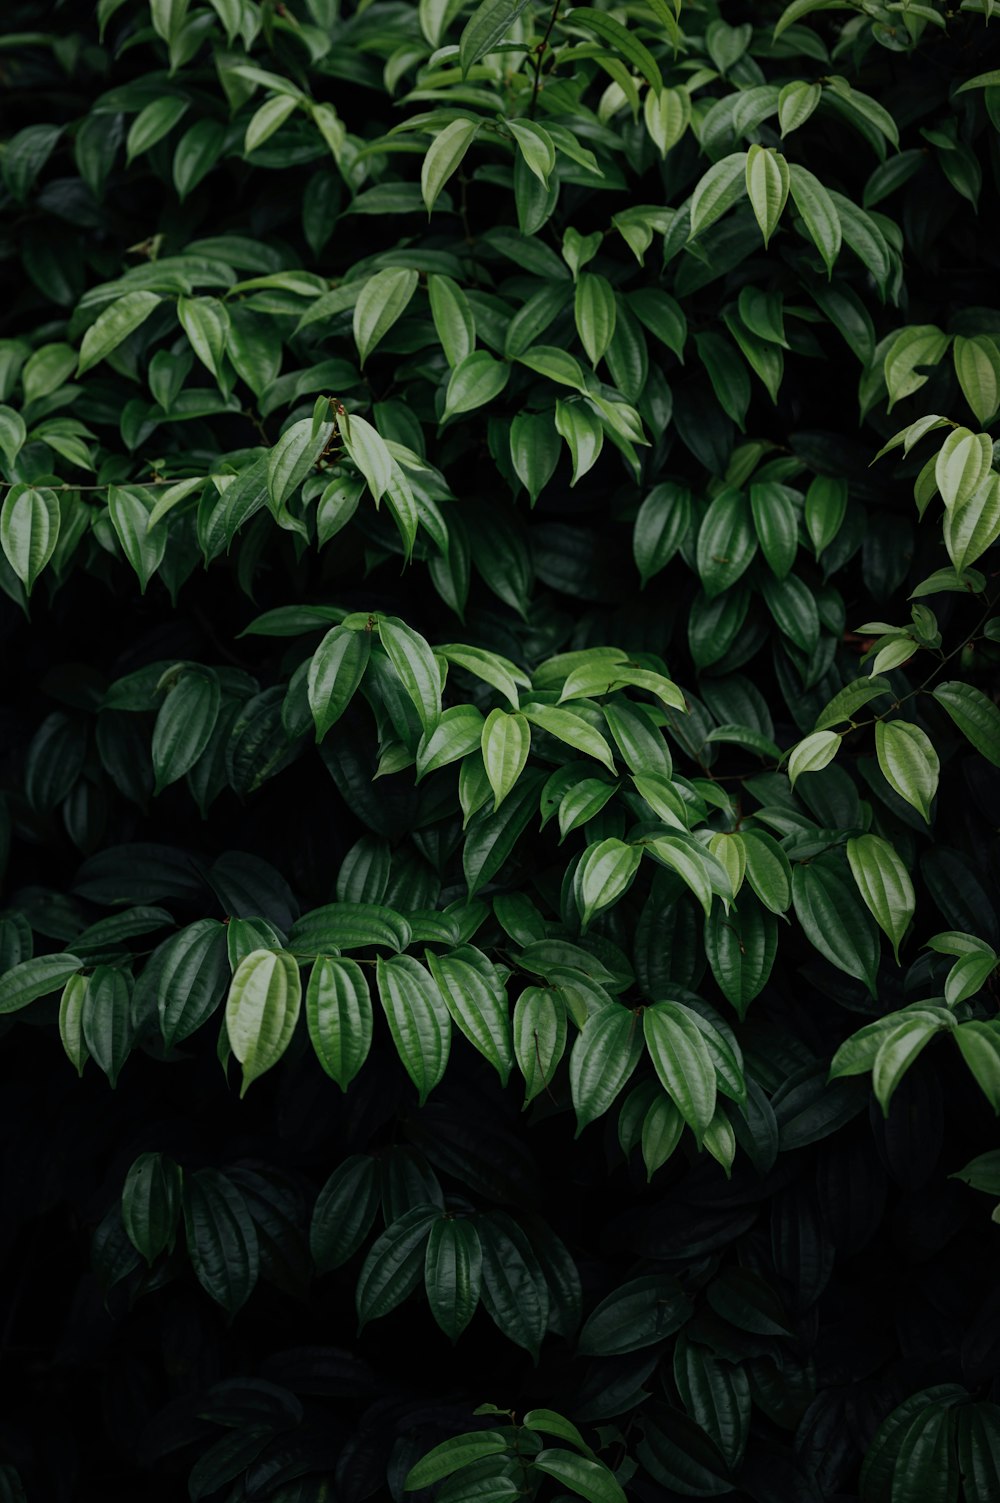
[2,0,1000,1498]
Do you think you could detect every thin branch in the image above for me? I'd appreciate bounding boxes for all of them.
[528,0,562,120]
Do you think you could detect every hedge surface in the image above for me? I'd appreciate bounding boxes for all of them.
[1,1,1000,1499]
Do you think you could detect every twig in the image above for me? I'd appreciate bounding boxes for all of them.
[528,0,562,120]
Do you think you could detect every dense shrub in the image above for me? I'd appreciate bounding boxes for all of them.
[2,0,1000,1498]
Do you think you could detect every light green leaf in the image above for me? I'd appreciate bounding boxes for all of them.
[306,956,373,1091]
[77,290,162,375]
[569,1004,644,1134]
[428,273,475,367]
[307,624,370,741]
[847,833,915,963]
[244,93,298,154]
[690,152,749,239]
[643,1000,717,1144]
[0,485,60,595]
[935,427,994,511]
[107,486,167,592]
[426,947,513,1084]
[508,119,556,187]
[788,729,841,786]
[745,145,790,246]
[376,954,451,1104]
[522,703,615,772]
[481,707,531,808]
[576,838,641,930]
[787,163,841,275]
[353,267,419,366]
[875,719,939,822]
[378,615,442,731]
[953,334,1000,424]
[339,412,393,504]
[225,948,301,1096]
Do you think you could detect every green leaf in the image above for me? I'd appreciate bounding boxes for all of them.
[633,482,692,586]
[577,1273,691,1355]
[156,919,230,1048]
[942,472,1000,572]
[847,834,915,963]
[0,952,83,1014]
[788,729,841,786]
[59,973,89,1076]
[935,427,993,510]
[183,1169,258,1314]
[152,668,221,792]
[575,273,617,367]
[353,267,419,365]
[570,8,662,89]
[569,1003,643,1134]
[459,0,531,74]
[532,1450,626,1503]
[741,830,792,913]
[704,895,778,1020]
[378,615,442,731]
[954,1022,1000,1112]
[107,486,167,593]
[307,624,371,741]
[125,95,190,162]
[428,273,476,367]
[310,1154,381,1272]
[953,334,1000,424]
[696,487,757,597]
[690,153,749,239]
[804,474,848,555]
[745,145,790,246]
[478,1213,548,1358]
[513,986,567,1105]
[643,1000,717,1143]
[80,965,132,1087]
[305,956,373,1091]
[177,295,230,384]
[225,948,301,1097]
[244,92,298,154]
[356,1203,441,1327]
[788,163,842,275]
[0,405,27,469]
[481,707,530,808]
[376,954,451,1104]
[645,835,714,920]
[945,951,997,1006]
[508,119,556,188]
[875,719,939,822]
[426,947,513,1084]
[750,481,798,578]
[521,704,615,772]
[122,1152,183,1264]
[932,681,1000,767]
[0,485,60,594]
[510,411,560,503]
[77,291,162,375]
[792,859,879,995]
[576,838,641,931]
[405,1431,509,1490]
[339,412,393,504]
[424,1216,482,1341]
